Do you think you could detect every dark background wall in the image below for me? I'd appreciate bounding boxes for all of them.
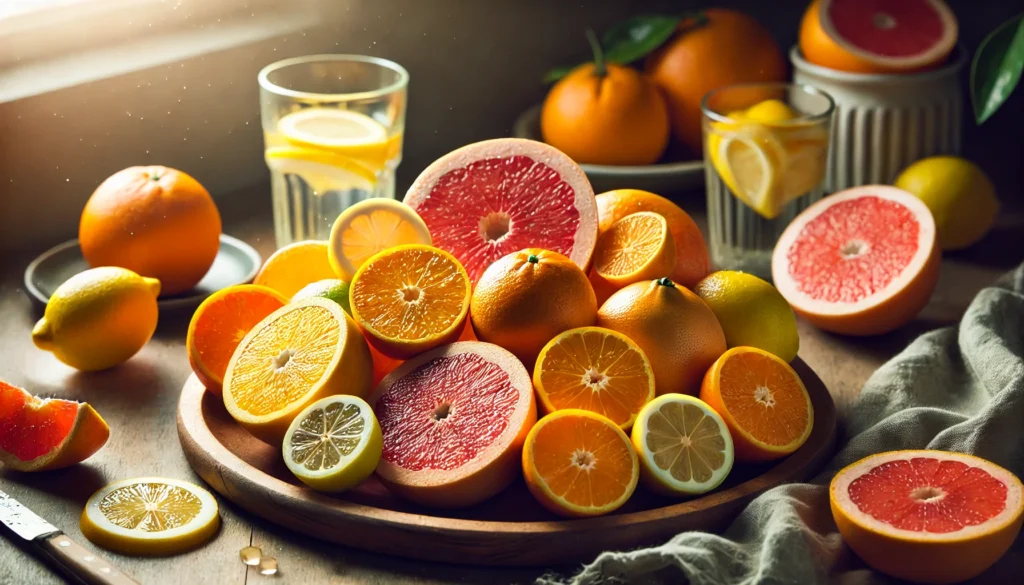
[2,0,1021,252]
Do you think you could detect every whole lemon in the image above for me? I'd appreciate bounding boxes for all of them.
[693,271,798,362]
[894,157,999,250]
[32,267,161,371]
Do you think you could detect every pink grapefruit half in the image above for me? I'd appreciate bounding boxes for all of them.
[369,341,537,508]
[772,185,939,336]
[403,138,598,285]
[831,450,1024,584]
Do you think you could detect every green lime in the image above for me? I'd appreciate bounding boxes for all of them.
[292,279,351,315]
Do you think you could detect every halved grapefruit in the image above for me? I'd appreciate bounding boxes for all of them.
[369,341,536,508]
[0,379,109,471]
[404,138,598,285]
[772,185,939,336]
[831,450,1023,584]
[800,0,958,74]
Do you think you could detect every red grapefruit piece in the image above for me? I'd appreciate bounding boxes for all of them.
[0,379,109,471]
[831,450,1024,584]
[404,138,598,285]
[772,185,939,336]
[369,341,536,508]
[802,0,958,74]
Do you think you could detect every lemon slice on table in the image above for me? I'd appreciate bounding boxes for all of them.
[277,108,399,171]
[81,477,220,555]
[283,395,382,493]
[328,198,432,281]
[630,394,734,496]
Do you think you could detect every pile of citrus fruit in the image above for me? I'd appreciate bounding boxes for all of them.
[185,137,817,518]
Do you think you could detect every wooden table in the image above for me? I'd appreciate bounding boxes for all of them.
[1,189,1021,584]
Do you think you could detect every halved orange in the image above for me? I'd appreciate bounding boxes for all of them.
[254,240,337,298]
[0,379,109,471]
[533,326,655,429]
[593,211,676,288]
[522,409,639,517]
[349,244,471,359]
[186,285,287,394]
[699,346,813,462]
[223,297,372,444]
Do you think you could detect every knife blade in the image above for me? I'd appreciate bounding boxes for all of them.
[0,488,139,585]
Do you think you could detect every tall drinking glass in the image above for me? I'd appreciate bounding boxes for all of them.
[702,83,834,278]
[259,55,408,247]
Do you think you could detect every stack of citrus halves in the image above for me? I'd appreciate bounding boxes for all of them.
[186,138,816,518]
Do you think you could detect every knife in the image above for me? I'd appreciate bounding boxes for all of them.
[0,488,139,585]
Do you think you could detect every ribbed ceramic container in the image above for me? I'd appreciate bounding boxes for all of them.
[790,46,966,191]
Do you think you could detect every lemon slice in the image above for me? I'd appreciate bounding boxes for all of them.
[81,477,220,555]
[283,395,382,493]
[328,198,432,281]
[630,394,734,496]
[278,108,396,168]
[265,146,377,194]
[710,127,785,219]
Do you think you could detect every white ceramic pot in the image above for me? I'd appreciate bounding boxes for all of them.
[790,46,967,191]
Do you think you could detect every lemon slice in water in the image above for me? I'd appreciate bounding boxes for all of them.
[710,127,785,218]
[81,477,220,555]
[278,108,398,170]
[265,146,377,193]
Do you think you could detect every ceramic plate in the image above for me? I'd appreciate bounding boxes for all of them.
[24,235,262,311]
[512,105,705,194]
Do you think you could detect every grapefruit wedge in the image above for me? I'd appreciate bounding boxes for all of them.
[404,138,598,285]
[369,341,536,508]
[831,450,1024,584]
[800,0,958,74]
[772,185,939,336]
[0,380,109,471]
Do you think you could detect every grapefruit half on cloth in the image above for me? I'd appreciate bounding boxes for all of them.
[0,380,109,471]
[772,186,939,336]
[404,138,598,285]
[800,0,958,74]
[370,341,536,508]
[831,450,1024,584]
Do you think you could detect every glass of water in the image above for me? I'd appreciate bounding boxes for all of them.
[702,83,834,278]
[259,55,408,247]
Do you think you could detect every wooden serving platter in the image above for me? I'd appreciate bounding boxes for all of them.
[177,359,836,567]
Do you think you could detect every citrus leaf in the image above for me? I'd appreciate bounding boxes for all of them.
[601,14,681,65]
[543,65,578,84]
[971,14,1024,124]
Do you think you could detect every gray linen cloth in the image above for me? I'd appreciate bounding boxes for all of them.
[541,264,1024,585]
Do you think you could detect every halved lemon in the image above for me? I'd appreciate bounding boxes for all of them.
[80,477,219,556]
[630,394,734,496]
[328,198,432,282]
[277,108,398,169]
[283,395,382,493]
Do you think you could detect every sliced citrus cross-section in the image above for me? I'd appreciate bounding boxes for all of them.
[370,341,536,508]
[254,240,338,299]
[223,297,372,444]
[328,198,432,282]
[593,211,676,288]
[81,477,220,556]
[631,394,734,496]
[523,409,638,517]
[283,395,382,493]
[187,285,287,394]
[831,450,1024,584]
[277,108,399,172]
[350,244,471,359]
[533,326,655,429]
[699,346,813,462]
[0,379,109,472]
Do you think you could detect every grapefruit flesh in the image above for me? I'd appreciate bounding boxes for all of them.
[404,138,597,285]
[772,186,939,335]
[819,0,957,73]
[370,341,536,507]
[831,451,1024,584]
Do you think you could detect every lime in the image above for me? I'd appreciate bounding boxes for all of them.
[291,279,351,315]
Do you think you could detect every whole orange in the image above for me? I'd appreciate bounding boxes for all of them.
[645,9,786,155]
[596,189,709,288]
[470,249,597,367]
[542,63,670,166]
[80,166,221,295]
[597,278,726,395]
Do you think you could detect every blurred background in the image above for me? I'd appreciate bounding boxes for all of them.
[1,0,1021,253]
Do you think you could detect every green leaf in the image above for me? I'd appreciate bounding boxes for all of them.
[543,65,578,84]
[601,14,681,66]
[971,14,1024,124]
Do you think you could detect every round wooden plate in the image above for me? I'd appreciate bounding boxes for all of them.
[177,359,836,566]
